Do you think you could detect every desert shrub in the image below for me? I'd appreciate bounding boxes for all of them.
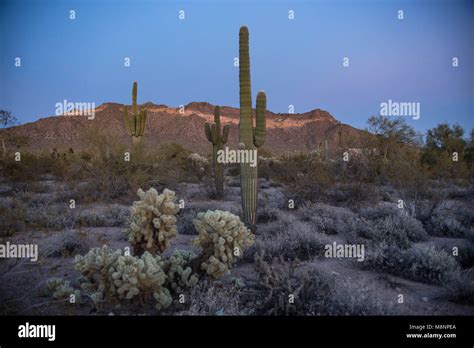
[359,204,401,221]
[128,188,181,255]
[68,156,139,203]
[0,152,66,182]
[254,221,333,261]
[179,280,250,315]
[25,204,77,230]
[42,229,91,258]
[299,203,361,235]
[257,206,280,224]
[0,200,26,236]
[365,244,460,284]
[74,245,172,310]
[456,243,474,269]
[226,163,240,177]
[323,182,380,205]
[155,143,191,169]
[405,245,460,283]
[267,154,332,202]
[443,268,474,305]
[358,216,411,249]
[192,210,254,278]
[360,205,429,244]
[454,206,474,228]
[258,156,282,181]
[77,205,130,228]
[252,253,395,315]
[253,252,335,315]
[429,213,466,238]
[177,208,201,236]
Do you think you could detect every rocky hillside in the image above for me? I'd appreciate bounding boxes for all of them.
[1,102,366,155]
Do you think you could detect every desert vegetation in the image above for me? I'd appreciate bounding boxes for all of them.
[0,26,473,316]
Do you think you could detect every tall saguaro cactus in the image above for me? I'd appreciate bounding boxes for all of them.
[239,26,267,225]
[204,105,230,198]
[124,81,147,148]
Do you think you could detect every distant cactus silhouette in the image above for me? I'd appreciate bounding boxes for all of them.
[238,26,267,225]
[124,81,147,148]
[204,106,230,198]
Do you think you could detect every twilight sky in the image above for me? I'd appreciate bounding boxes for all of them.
[0,0,473,133]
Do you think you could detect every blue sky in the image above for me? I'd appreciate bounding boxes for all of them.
[0,0,473,133]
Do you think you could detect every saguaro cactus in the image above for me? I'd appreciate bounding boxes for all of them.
[124,81,147,148]
[239,26,267,225]
[204,105,230,198]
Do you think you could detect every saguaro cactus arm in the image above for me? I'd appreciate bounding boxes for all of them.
[137,109,147,137]
[132,81,138,114]
[204,123,218,144]
[253,90,266,148]
[221,125,230,144]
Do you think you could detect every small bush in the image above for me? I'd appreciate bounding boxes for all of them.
[359,205,429,244]
[429,215,466,238]
[252,253,396,315]
[253,252,335,315]
[365,244,460,284]
[443,269,474,305]
[254,221,333,261]
[179,280,249,315]
[0,201,26,236]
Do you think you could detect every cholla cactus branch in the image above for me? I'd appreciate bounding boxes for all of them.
[193,210,254,278]
[128,188,181,255]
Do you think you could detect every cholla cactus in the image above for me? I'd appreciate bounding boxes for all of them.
[74,245,172,310]
[111,252,171,309]
[188,153,209,167]
[193,210,254,278]
[128,188,181,255]
[188,153,209,181]
[164,249,199,293]
[74,245,121,298]
[46,278,81,302]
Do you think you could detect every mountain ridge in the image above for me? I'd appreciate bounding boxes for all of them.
[1,102,365,154]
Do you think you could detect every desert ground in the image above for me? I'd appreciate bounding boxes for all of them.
[0,145,473,315]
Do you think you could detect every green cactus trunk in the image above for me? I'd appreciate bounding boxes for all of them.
[124,81,147,149]
[205,106,230,199]
[132,136,141,148]
[239,26,266,225]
